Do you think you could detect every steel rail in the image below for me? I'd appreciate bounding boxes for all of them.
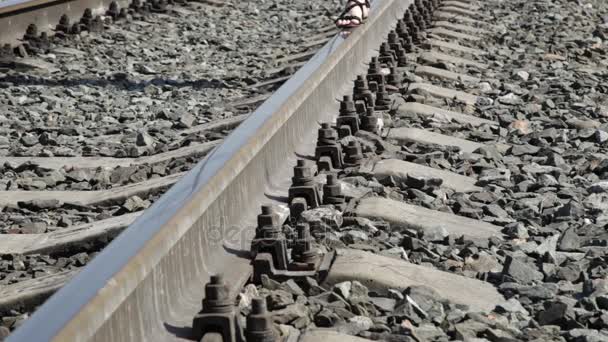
[0,0,131,47]
[8,0,412,340]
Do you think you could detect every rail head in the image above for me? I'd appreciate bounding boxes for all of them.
[0,0,66,14]
[7,0,413,340]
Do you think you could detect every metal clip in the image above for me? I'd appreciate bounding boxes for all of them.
[192,275,244,342]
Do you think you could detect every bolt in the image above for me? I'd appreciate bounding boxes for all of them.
[70,23,81,35]
[361,107,382,134]
[353,75,375,112]
[387,66,402,87]
[318,123,338,144]
[421,7,432,26]
[252,205,290,269]
[379,43,395,67]
[39,31,49,42]
[425,0,434,12]
[323,174,346,209]
[202,275,232,314]
[354,75,370,96]
[83,8,93,20]
[246,298,276,342]
[289,159,321,210]
[57,15,70,33]
[339,95,356,116]
[380,42,394,57]
[410,26,420,43]
[395,46,408,67]
[316,123,344,170]
[24,24,38,41]
[337,96,362,138]
[193,273,243,342]
[344,141,364,166]
[396,19,408,38]
[368,57,381,75]
[388,31,404,51]
[405,8,423,33]
[0,44,12,58]
[108,2,120,19]
[324,174,342,198]
[413,9,426,31]
[367,57,386,88]
[131,0,142,9]
[292,159,315,185]
[375,84,391,110]
[257,205,281,238]
[292,223,318,264]
[395,21,414,52]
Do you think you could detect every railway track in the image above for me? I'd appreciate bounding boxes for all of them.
[4,0,608,340]
[0,0,343,336]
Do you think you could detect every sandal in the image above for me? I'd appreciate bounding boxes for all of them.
[335,0,371,29]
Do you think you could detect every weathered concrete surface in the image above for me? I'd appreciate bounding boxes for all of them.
[428,27,481,41]
[356,197,503,239]
[409,83,479,105]
[324,249,504,312]
[0,213,140,255]
[439,5,487,19]
[0,270,77,316]
[393,102,497,126]
[388,127,510,154]
[415,64,481,83]
[441,0,480,11]
[424,38,486,55]
[0,141,219,171]
[434,11,491,27]
[388,127,485,153]
[0,172,184,207]
[419,51,487,68]
[434,21,489,35]
[373,159,481,192]
[298,329,372,342]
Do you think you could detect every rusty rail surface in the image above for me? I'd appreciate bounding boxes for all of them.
[7,0,412,340]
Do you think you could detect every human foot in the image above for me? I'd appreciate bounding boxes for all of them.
[335,0,370,28]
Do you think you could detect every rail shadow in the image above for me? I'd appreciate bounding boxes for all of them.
[294,152,316,161]
[264,193,289,204]
[164,322,196,341]
[223,244,252,260]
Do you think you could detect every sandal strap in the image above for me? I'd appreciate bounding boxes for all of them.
[336,0,369,22]
[348,0,370,9]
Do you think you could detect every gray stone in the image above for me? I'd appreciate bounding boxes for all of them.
[537,300,573,325]
[495,298,529,316]
[136,132,154,147]
[369,297,396,312]
[267,289,295,310]
[558,228,579,251]
[301,207,343,228]
[502,255,544,284]
[333,281,352,300]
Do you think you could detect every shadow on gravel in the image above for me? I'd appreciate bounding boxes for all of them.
[164,322,196,341]
[0,74,232,91]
